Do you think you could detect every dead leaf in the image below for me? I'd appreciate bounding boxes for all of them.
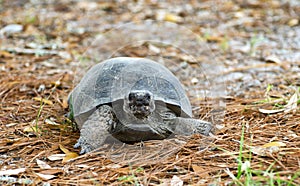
[265,55,281,64]
[206,35,224,42]
[23,125,41,133]
[62,96,69,109]
[156,11,183,23]
[0,24,23,35]
[284,92,298,113]
[288,18,299,27]
[62,152,79,163]
[251,141,286,156]
[36,159,51,169]
[47,154,65,161]
[192,164,210,178]
[113,167,130,174]
[164,13,183,23]
[258,108,285,114]
[35,173,56,180]
[170,175,183,186]
[59,144,79,163]
[33,97,53,105]
[45,118,59,126]
[262,142,286,148]
[59,144,71,154]
[39,169,63,175]
[0,168,26,176]
[0,50,13,58]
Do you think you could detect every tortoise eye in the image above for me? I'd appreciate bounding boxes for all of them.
[144,93,151,100]
[128,92,135,101]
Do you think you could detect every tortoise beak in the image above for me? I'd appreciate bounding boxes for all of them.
[125,90,155,118]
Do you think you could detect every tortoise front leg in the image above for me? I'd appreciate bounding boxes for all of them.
[74,105,117,154]
[173,117,213,136]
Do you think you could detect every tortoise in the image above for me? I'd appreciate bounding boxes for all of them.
[68,57,213,154]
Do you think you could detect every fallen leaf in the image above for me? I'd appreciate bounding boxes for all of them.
[241,161,251,171]
[148,44,161,54]
[45,118,59,125]
[258,108,285,114]
[47,154,65,161]
[33,97,53,105]
[288,18,299,27]
[265,55,281,64]
[164,13,183,23]
[0,168,26,176]
[192,164,210,178]
[59,144,79,163]
[284,92,298,113]
[251,141,286,156]
[36,159,51,169]
[59,144,71,154]
[35,173,56,180]
[39,169,63,175]
[0,24,23,35]
[104,164,122,169]
[156,11,183,23]
[23,125,41,133]
[62,96,69,109]
[205,35,224,42]
[262,141,286,148]
[113,167,130,174]
[62,152,79,163]
[0,50,13,58]
[170,175,183,186]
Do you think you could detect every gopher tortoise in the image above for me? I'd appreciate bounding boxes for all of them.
[68,57,212,154]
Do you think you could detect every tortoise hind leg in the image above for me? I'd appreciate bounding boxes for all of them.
[74,105,117,154]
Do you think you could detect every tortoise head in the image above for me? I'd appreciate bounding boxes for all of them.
[124,90,155,119]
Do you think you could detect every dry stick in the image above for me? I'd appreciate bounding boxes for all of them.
[221,63,281,75]
[269,153,288,171]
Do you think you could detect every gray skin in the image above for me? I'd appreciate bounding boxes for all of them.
[70,57,213,154]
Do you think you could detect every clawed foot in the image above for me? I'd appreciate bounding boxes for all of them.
[74,137,94,154]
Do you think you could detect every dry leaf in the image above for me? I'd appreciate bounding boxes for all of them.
[251,141,286,156]
[164,13,183,23]
[62,152,79,163]
[33,97,53,105]
[284,92,298,113]
[288,18,299,27]
[59,144,79,163]
[258,108,284,114]
[23,125,41,133]
[39,169,63,175]
[104,164,122,169]
[192,164,209,178]
[36,159,51,169]
[62,96,69,109]
[206,35,224,42]
[156,11,182,23]
[47,154,65,161]
[45,118,59,125]
[0,50,13,58]
[59,144,71,154]
[35,173,56,180]
[170,175,183,186]
[113,167,130,174]
[0,168,26,176]
[265,55,281,64]
[262,142,286,148]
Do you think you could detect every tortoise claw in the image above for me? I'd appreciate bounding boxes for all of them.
[74,138,93,154]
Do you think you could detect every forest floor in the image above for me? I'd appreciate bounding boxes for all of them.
[0,0,300,185]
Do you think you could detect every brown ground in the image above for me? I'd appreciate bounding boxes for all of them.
[0,0,299,185]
